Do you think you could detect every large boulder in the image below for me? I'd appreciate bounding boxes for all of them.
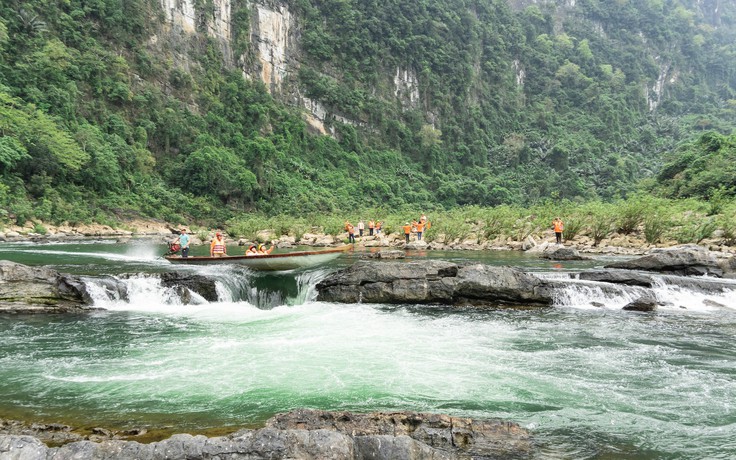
[604,245,725,277]
[0,261,91,313]
[0,410,531,460]
[316,260,554,307]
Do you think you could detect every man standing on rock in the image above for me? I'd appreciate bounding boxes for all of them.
[553,217,564,245]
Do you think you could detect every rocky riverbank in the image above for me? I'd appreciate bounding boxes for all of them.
[2,218,736,258]
[0,409,531,459]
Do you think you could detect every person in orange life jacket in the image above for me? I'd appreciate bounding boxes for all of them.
[344,220,351,232]
[258,243,274,254]
[415,220,425,240]
[552,217,564,244]
[402,222,412,243]
[368,220,375,236]
[210,232,227,257]
[375,221,382,235]
[357,220,365,237]
[246,244,258,256]
[347,223,356,243]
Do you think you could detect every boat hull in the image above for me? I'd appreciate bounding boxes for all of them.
[164,246,350,271]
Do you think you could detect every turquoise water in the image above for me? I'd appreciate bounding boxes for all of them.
[1,240,735,459]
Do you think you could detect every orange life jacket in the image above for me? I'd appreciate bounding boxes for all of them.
[211,237,226,254]
[416,222,425,232]
[554,221,564,232]
[402,225,411,234]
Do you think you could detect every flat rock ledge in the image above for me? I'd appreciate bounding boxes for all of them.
[0,409,531,460]
[0,261,92,313]
[316,260,557,307]
[0,261,222,313]
[605,244,735,278]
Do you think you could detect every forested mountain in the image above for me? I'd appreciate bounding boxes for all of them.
[0,0,734,225]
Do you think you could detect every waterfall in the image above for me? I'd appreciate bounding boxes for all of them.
[551,278,650,310]
[80,266,334,310]
[543,273,736,312]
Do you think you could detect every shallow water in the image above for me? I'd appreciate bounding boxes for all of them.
[1,240,735,459]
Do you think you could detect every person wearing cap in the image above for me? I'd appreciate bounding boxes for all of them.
[210,232,227,257]
[246,244,258,256]
[176,228,190,258]
[257,243,274,255]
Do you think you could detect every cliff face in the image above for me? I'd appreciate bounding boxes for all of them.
[155,0,423,135]
[156,0,731,138]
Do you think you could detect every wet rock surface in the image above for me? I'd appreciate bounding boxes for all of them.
[604,245,733,277]
[540,246,588,260]
[317,260,556,307]
[0,261,93,313]
[0,262,222,312]
[0,410,532,460]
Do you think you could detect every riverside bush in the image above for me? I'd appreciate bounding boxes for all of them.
[561,216,585,242]
[584,202,614,246]
[718,215,736,246]
[643,213,670,244]
[673,218,717,244]
[216,197,736,248]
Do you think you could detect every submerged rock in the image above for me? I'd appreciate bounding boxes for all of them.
[622,295,658,312]
[359,250,406,259]
[0,410,532,460]
[540,247,588,261]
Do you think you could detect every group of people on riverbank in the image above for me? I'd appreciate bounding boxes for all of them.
[401,214,430,243]
[170,214,564,256]
[344,219,383,243]
[344,213,431,244]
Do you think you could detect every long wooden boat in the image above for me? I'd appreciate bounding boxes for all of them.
[164,245,351,271]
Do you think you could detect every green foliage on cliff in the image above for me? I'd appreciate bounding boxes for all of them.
[0,0,734,226]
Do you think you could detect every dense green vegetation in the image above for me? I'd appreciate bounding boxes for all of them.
[0,0,734,229]
[223,194,736,248]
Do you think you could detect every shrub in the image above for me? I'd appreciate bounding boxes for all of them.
[562,216,585,241]
[718,215,736,246]
[643,214,670,244]
[32,222,47,235]
[617,199,646,234]
[673,218,717,244]
[584,202,614,246]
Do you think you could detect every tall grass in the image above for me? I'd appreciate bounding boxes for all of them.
[221,197,736,247]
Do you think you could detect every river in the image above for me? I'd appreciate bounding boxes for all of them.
[1,239,735,459]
